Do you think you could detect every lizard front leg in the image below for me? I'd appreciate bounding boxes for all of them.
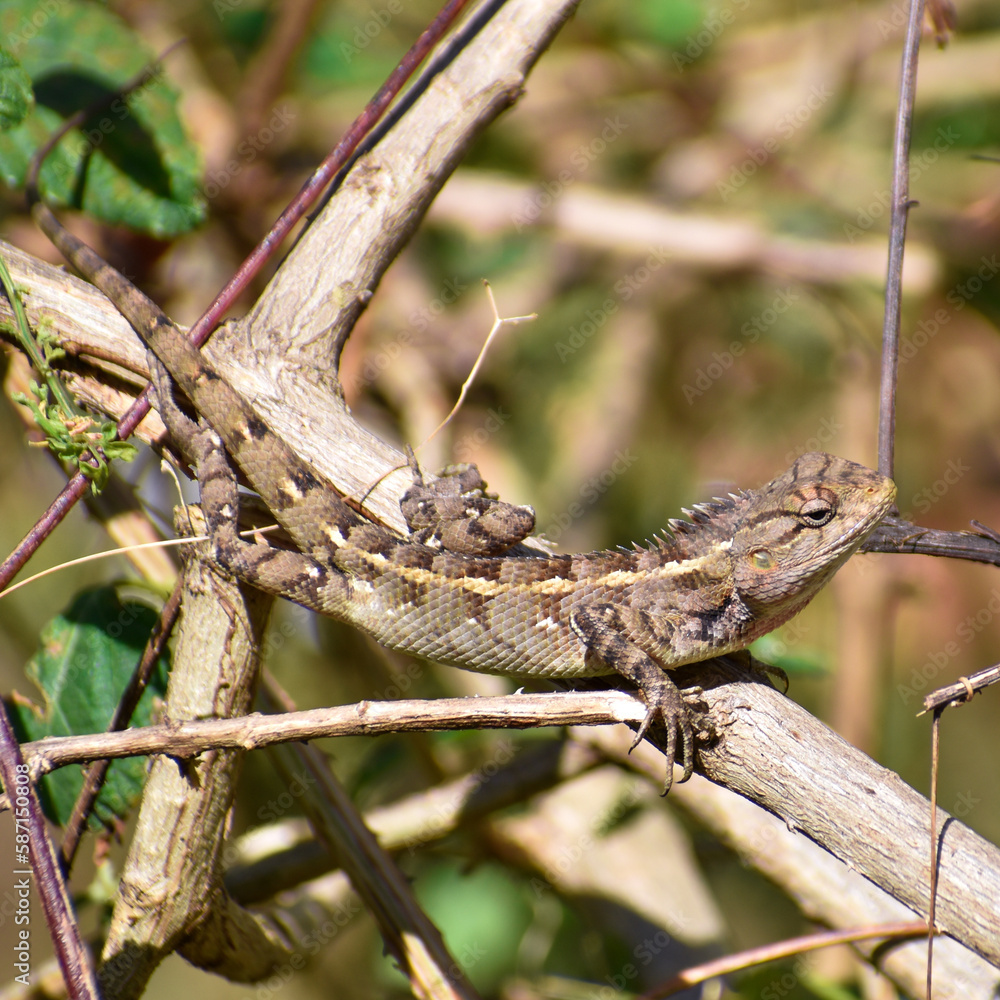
[570,604,696,793]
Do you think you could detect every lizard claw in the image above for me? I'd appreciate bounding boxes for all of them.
[569,605,697,793]
[629,679,695,795]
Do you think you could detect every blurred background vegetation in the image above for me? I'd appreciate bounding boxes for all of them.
[1,0,999,996]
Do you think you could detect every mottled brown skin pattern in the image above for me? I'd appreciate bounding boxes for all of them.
[337,453,894,677]
[323,452,894,786]
[35,205,896,790]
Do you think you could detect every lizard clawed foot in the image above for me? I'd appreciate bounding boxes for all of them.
[400,457,536,557]
[629,675,695,795]
[570,603,698,793]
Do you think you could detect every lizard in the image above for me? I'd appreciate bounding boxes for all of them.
[28,198,898,791]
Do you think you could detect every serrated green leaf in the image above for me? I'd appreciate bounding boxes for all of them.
[7,586,170,830]
[0,47,33,130]
[0,1,204,236]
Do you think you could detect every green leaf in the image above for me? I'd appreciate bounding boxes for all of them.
[628,0,706,47]
[7,586,170,830]
[0,0,204,236]
[0,47,32,130]
[12,380,136,493]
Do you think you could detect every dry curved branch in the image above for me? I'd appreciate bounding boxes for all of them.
[680,660,1000,975]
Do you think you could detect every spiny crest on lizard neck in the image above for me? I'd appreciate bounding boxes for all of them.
[626,492,747,562]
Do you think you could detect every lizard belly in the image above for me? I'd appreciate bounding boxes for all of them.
[345,568,607,679]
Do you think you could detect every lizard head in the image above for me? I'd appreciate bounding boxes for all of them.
[731,452,896,619]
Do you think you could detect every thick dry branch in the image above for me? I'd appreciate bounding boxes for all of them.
[98,549,279,999]
[689,660,1000,972]
[582,729,997,1000]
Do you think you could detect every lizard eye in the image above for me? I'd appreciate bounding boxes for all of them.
[750,549,774,570]
[798,496,836,526]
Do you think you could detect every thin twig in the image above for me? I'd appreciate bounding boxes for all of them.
[9,691,645,784]
[0,536,204,601]
[877,0,927,480]
[920,663,1000,712]
[238,0,322,136]
[351,281,537,506]
[861,515,1000,565]
[414,280,537,454]
[0,707,101,999]
[969,519,1000,544]
[927,708,942,1000]
[646,922,930,998]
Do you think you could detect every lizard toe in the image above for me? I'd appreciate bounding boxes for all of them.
[628,681,695,794]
